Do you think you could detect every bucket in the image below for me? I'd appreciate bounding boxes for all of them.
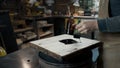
[39,51,93,68]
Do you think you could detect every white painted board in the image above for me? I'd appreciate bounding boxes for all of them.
[30,34,101,60]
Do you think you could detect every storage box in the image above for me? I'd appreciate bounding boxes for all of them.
[30,34,102,61]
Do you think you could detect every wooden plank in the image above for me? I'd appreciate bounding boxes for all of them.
[14,27,33,33]
[30,34,102,61]
[39,31,53,38]
[39,24,53,28]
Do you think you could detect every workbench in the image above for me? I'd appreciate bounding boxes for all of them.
[30,34,103,68]
[0,47,40,68]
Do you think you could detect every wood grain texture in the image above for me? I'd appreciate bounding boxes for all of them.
[30,34,102,61]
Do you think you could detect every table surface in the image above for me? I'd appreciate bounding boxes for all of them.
[0,47,40,68]
[30,34,101,60]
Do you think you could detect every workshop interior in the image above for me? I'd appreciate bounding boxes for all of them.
[0,0,119,68]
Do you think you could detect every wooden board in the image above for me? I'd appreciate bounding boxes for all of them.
[30,34,102,61]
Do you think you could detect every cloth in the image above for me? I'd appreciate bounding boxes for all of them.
[98,16,120,32]
[98,0,120,32]
[97,0,120,42]
[93,0,120,63]
[98,0,109,18]
[109,0,120,17]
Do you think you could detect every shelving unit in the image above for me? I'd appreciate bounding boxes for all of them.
[38,24,54,39]
[11,17,54,45]
[11,19,37,45]
[15,28,37,45]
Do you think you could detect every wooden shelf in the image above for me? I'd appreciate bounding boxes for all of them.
[39,24,53,28]
[39,31,53,38]
[26,35,37,40]
[38,23,54,39]
[14,27,33,33]
[17,34,37,45]
[12,17,54,44]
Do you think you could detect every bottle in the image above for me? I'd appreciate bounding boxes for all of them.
[73,19,81,40]
[66,16,75,35]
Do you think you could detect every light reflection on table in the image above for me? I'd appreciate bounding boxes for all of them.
[0,47,40,68]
